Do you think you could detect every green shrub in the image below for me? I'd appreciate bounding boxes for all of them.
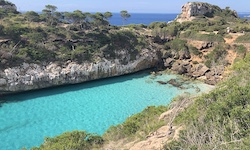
[148,22,167,29]
[164,39,187,51]
[235,33,250,43]
[180,31,224,42]
[204,45,228,67]
[104,106,167,140]
[127,24,147,30]
[188,45,201,56]
[31,131,104,150]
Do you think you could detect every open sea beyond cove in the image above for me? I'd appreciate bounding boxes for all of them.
[109,13,178,25]
[0,70,214,150]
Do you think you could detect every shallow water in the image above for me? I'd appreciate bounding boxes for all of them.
[0,71,213,149]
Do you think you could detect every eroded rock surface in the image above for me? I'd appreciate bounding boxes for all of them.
[176,2,214,22]
[0,49,159,94]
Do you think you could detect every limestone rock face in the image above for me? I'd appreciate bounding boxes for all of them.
[0,49,159,94]
[176,2,213,22]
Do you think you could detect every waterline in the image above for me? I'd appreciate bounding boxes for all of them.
[0,71,213,149]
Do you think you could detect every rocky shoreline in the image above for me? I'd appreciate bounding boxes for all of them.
[0,41,224,95]
[0,49,160,95]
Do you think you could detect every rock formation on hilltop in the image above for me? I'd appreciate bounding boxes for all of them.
[176,2,238,22]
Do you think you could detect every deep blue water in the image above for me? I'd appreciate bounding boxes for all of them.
[109,13,250,26]
[31,12,250,26]
[0,71,213,150]
[108,13,178,26]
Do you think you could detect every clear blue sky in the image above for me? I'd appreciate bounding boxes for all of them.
[9,0,250,13]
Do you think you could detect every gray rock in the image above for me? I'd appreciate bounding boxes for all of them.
[164,58,175,68]
[179,49,191,60]
[192,64,209,77]
[0,48,160,94]
[171,61,188,74]
[199,42,214,50]
[0,79,7,86]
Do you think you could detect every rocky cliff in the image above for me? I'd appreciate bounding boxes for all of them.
[0,48,159,94]
[177,2,212,22]
[176,2,238,22]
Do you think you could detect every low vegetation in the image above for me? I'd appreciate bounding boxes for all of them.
[30,131,104,150]
[164,54,250,149]
[180,30,225,42]
[235,33,250,43]
[103,106,168,141]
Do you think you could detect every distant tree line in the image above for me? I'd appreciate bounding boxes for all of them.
[22,5,131,26]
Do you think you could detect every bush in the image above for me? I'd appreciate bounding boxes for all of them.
[180,31,224,42]
[188,45,201,56]
[204,45,228,67]
[164,39,187,51]
[31,131,104,150]
[148,22,167,29]
[235,33,250,43]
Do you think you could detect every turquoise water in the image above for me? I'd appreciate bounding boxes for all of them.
[0,71,213,150]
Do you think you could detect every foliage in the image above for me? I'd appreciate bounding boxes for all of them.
[235,33,250,43]
[188,45,201,56]
[165,54,250,149]
[24,11,40,22]
[164,39,187,51]
[103,106,167,140]
[180,30,224,42]
[148,22,167,29]
[31,131,104,150]
[204,45,228,68]
[42,5,58,26]
[120,10,131,25]
[233,44,247,62]
[126,24,147,30]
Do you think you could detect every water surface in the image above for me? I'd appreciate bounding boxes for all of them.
[0,71,213,149]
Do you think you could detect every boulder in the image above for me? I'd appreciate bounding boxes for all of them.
[199,42,214,50]
[157,81,167,85]
[164,58,175,68]
[0,79,6,86]
[171,61,187,74]
[167,79,181,87]
[179,49,191,60]
[192,64,209,77]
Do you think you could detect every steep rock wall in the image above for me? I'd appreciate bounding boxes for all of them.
[0,49,159,94]
[176,2,213,22]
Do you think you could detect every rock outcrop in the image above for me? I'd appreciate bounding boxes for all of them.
[0,49,159,94]
[163,58,223,85]
[176,2,212,22]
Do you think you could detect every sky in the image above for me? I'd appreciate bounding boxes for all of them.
[9,0,250,13]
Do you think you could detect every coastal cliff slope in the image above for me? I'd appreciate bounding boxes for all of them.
[0,49,159,94]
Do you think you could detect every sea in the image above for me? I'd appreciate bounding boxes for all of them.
[108,13,250,26]
[108,13,178,26]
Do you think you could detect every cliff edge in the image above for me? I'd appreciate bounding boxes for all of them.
[176,2,238,22]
